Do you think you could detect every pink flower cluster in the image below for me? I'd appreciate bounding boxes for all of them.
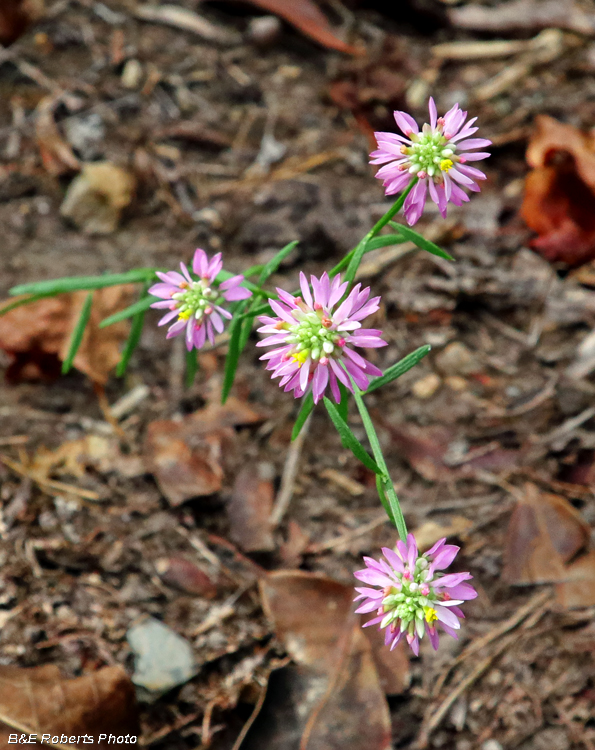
[354,534,477,655]
[149,249,251,351]
[257,272,386,403]
[371,97,491,225]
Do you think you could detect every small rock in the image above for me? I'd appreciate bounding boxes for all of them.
[64,113,105,161]
[412,372,441,399]
[121,59,143,89]
[445,375,468,391]
[435,342,480,377]
[247,15,282,47]
[60,162,136,234]
[127,617,197,696]
[481,741,503,750]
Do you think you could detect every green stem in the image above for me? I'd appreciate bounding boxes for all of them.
[330,178,418,278]
[351,384,408,542]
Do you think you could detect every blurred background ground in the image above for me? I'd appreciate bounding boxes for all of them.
[1,1,595,748]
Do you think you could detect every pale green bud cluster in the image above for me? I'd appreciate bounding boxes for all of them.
[171,280,221,321]
[285,311,344,364]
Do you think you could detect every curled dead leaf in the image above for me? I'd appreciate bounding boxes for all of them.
[35,96,80,176]
[0,664,138,748]
[503,483,591,585]
[0,286,136,384]
[521,115,595,266]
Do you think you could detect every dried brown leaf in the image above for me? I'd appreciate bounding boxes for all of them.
[227,0,360,55]
[144,397,262,506]
[228,464,275,552]
[155,557,218,598]
[521,115,595,266]
[242,571,406,749]
[0,286,135,384]
[503,483,591,585]
[555,551,595,609]
[0,664,138,748]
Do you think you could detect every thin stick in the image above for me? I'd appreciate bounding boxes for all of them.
[270,413,312,526]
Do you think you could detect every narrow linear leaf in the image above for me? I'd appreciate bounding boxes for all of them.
[366,233,408,251]
[242,264,265,278]
[389,222,454,261]
[0,293,55,317]
[221,314,246,404]
[215,270,267,298]
[100,295,154,328]
[343,237,369,285]
[324,397,382,474]
[11,269,157,297]
[239,301,271,320]
[366,345,431,394]
[116,284,149,377]
[376,475,398,528]
[337,381,350,422]
[292,391,315,440]
[185,347,199,388]
[61,292,93,375]
[258,241,299,285]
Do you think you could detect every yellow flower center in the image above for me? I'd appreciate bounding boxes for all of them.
[439,158,453,173]
[291,350,309,366]
[178,310,192,320]
[424,606,438,623]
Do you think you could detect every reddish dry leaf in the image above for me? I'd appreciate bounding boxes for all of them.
[155,556,218,598]
[0,0,44,46]
[503,483,591,585]
[521,115,595,266]
[242,571,407,749]
[224,0,360,55]
[385,422,520,483]
[0,286,136,384]
[0,664,138,748]
[144,397,262,506]
[228,464,275,552]
[35,96,80,176]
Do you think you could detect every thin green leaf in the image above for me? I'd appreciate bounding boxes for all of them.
[61,291,93,375]
[116,284,149,377]
[100,295,154,328]
[221,314,245,403]
[324,397,382,474]
[10,269,157,297]
[376,475,398,528]
[389,222,454,261]
[366,233,407,251]
[185,347,199,388]
[337,381,350,422]
[242,264,265,278]
[215,270,268,298]
[0,293,55,317]
[365,345,431,394]
[258,241,299,285]
[292,392,315,440]
[343,237,368,285]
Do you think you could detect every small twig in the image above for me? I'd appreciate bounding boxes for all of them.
[416,591,551,749]
[270,413,312,526]
[307,512,388,553]
[432,589,551,697]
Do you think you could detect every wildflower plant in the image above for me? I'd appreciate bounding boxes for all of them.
[2,98,486,657]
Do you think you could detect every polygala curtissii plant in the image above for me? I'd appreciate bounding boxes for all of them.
[2,98,489,655]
